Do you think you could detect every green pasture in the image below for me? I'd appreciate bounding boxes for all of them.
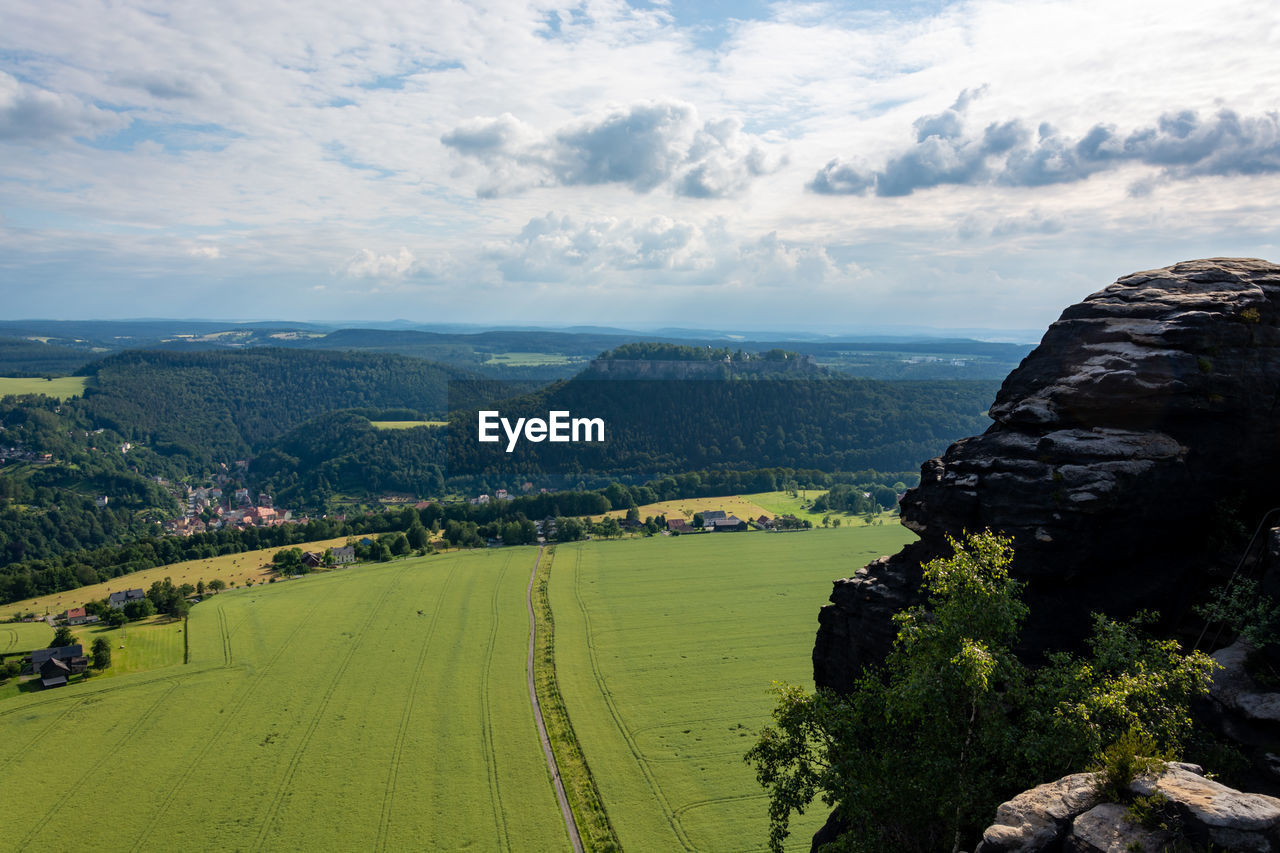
[0,549,568,852]
[747,489,896,525]
[0,376,89,399]
[369,420,448,429]
[0,621,53,654]
[482,352,583,366]
[550,526,915,852]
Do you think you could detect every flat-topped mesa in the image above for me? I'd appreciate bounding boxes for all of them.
[815,258,1280,693]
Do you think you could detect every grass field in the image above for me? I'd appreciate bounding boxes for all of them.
[0,621,53,653]
[0,548,569,852]
[369,420,448,429]
[550,525,916,852]
[0,536,354,621]
[0,376,89,399]
[482,352,584,366]
[596,491,898,528]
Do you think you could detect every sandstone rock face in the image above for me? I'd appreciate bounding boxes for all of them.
[978,763,1280,853]
[815,258,1280,692]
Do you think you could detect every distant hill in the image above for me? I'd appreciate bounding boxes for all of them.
[73,348,479,466]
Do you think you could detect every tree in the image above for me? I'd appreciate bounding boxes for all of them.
[747,530,1217,853]
[406,522,429,550]
[50,625,75,647]
[123,598,155,621]
[196,579,205,596]
[91,636,112,669]
[105,607,128,628]
[207,579,226,593]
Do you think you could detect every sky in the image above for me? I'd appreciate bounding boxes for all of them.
[1,0,1278,334]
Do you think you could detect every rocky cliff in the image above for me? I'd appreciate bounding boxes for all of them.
[815,258,1280,693]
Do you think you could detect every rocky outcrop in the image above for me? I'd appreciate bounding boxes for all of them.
[977,763,1280,852]
[815,258,1280,693]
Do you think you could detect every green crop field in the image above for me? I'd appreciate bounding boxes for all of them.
[369,420,448,429]
[549,525,916,852]
[0,621,53,654]
[482,352,585,366]
[0,376,89,399]
[0,549,569,852]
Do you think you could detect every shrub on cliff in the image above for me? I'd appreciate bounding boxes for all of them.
[746,530,1217,853]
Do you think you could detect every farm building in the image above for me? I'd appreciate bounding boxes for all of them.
[302,552,323,568]
[330,546,356,564]
[30,645,88,688]
[710,516,748,532]
[108,588,146,609]
[666,519,692,533]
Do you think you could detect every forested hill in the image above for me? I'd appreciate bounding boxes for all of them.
[73,349,477,465]
[253,372,1000,507]
[448,374,999,482]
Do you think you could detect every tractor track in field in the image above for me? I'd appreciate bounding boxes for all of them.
[571,547,694,851]
[251,563,411,851]
[126,593,329,853]
[19,677,180,849]
[374,559,463,852]
[217,604,232,666]
[527,545,585,853]
[480,553,515,852]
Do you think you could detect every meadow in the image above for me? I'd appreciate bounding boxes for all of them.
[549,525,915,852]
[0,548,570,852]
[595,490,897,527]
[0,375,89,399]
[369,420,448,429]
[0,521,915,851]
[0,536,354,620]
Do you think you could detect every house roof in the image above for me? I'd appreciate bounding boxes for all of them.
[66,607,86,619]
[702,510,727,521]
[31,645,83,667]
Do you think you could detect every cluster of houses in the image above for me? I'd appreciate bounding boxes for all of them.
[165,486,305,536]
[469,483,542,506]
[31,645,87,689]
[664,509,803,534]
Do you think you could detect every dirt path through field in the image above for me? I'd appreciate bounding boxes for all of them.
[527,545,584,852]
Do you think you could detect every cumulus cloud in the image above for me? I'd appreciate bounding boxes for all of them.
[342,247,419,279]
[489,212,856,288]
[0,71,128,142]
[811,93,1280,197]
[442,101,783,198]
[188,246,221,259]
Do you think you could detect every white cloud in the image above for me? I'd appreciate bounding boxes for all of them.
[342,247,419,279]
[442,100,784,198]
[0,71,128,142]
[187,246,221,259]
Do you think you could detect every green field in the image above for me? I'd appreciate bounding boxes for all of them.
[0,621,53,654]
[368,420,448,427]
[0,550,568,852]
[550,525,915,852]
[0,522,915,851]
[0,376,89,399]
[369,420,448,429]
[482,352,584,366]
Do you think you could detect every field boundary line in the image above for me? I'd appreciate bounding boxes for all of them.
[2,627,15,652]
[572,546,694,851]
[375,558,463,852]
[527,546,586,853]
[126,592,330,852]
[251,562,412,851]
